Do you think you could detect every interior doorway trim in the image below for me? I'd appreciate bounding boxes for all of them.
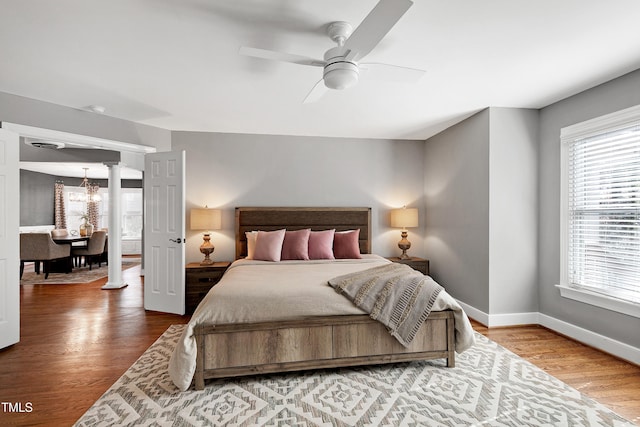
[1,122,156,154]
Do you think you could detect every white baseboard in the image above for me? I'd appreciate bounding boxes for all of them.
[456,301,539,327]
[456,301,489,326]
[538,314,640,365]
[457,300,640,366]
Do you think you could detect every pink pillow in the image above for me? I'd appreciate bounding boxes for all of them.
[253,229,286,261]
[333,229,362,259]
[308,229,335,260]
[281,229,311,260]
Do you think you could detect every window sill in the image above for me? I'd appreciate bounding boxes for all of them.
[556,284,640,319]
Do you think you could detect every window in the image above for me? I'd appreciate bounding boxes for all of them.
[64,187,143,238]
[559,105,640,316]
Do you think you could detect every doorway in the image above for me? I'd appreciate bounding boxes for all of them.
[2,122,156,349]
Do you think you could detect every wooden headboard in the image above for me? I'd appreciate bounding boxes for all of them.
[235,207,372,260]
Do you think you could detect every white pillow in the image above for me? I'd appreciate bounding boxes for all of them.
[245,231,259,259]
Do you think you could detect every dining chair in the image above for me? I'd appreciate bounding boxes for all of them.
[20,233,72,279]
[71,230,107,270]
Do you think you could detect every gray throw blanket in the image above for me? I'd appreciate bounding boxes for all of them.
[328,263,443,347]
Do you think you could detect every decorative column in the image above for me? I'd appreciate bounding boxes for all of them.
[102,162,127,290]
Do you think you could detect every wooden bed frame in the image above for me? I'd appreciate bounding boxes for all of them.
[193,207,455,390]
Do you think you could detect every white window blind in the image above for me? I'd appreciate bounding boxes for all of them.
[562,106,640,305]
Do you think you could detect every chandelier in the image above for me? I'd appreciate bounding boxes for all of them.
[68,168,102,203]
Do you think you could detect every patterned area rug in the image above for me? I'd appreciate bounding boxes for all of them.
[74,325,635,426]
[20,258,140,285]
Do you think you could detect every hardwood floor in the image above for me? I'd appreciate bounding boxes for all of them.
[473,321,640,424]
[1,266,638,426]
[0,264,188,426]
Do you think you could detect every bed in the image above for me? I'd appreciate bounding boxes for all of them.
[169,207,475,391]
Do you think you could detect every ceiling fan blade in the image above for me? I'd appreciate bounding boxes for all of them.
[303,79,329,104]
[343,0,413,62]
[359,62,425,83]
[239,46,325,67]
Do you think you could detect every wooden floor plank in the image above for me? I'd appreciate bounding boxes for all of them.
[0,265,638,425]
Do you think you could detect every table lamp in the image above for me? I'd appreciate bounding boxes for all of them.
[191,207,222,265]
[390,206,419,260]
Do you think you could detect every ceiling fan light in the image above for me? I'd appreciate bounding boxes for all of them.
[323,62,359,90]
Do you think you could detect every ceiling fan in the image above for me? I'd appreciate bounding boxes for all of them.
[239,0,425,103]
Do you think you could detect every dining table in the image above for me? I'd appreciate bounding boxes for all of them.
[51,235,90,245]
[52,235,90,270]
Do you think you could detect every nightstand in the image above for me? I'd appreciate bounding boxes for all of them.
[185,262,231,314]
[386,257,430,275]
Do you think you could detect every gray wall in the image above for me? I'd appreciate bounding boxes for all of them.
[424,69,640,349]
[20,169,142,226]
[538,68,640,348]
[488,108,539,315]
[424,109,491,311]
[20,170,56,226]
[172,132,426,264]
[424,107,539,317]
[20,146,120,163]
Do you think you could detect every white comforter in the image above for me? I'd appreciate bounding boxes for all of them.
[168,255,475,391]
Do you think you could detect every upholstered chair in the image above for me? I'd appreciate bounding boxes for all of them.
[71,230,107,270]
[20,233,72,279]
[100,234,109,265]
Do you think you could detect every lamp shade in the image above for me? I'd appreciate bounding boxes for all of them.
[190,208,222,231]
[390,207,419,229]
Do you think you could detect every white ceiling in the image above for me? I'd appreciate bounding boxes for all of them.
[19,162,143,180]
[2,1,640,140]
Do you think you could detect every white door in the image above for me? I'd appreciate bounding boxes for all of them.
[143,151,186,314]
[0,129,20,349]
